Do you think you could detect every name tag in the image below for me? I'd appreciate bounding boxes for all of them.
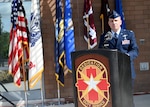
[122,40,130,45]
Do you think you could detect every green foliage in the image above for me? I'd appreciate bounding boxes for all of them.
[0,14,12,83]
[0,14,2,35]
[0,70,13,83]
[0,32,9,59]
[0,13,9,59]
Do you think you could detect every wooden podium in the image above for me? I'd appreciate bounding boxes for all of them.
[71,49,134,107]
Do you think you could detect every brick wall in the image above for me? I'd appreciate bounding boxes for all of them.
[40,0,150,99]
[123,0,150,93]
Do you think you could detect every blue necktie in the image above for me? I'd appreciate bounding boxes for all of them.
[114,33,118,47]
[114,33,118,38]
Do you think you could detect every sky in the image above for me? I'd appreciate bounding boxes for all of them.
[0,1,31,32]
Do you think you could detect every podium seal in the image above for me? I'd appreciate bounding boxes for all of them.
[75,59,110,107]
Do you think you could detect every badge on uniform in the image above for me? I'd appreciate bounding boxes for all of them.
[122,40,130,45]
[122,34,130,45]
[123,34,128,40]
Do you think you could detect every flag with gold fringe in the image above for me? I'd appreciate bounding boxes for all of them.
[28,0,44,89]
[55,0,65,86]
[64,0,75,74]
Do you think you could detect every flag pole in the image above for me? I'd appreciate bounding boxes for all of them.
[21,50,28,107]
[40,75,44,107]
[86,14,91,50]
[100,15,104,33]
[20,0,28,105]
[57,81,61,105]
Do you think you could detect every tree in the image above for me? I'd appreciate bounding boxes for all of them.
[0,32,9,59]
[0,14,9,59]
[0,14,2,35]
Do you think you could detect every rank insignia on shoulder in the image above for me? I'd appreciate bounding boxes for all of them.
[129,30,133,32]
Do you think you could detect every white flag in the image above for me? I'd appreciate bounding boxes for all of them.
[29,0,44,89]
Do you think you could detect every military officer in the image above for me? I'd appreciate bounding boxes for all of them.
[98,10,139,84]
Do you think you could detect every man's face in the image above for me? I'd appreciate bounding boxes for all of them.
[108,17,122,32]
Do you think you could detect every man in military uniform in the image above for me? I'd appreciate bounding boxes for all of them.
[98,10,139,87]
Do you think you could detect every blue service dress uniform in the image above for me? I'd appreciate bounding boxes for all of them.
[98,29,139,79]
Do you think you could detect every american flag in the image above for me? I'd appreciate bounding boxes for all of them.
[8,0,29,87]
[83,0,97,49]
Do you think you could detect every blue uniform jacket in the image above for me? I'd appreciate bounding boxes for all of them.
[99,29,139,79]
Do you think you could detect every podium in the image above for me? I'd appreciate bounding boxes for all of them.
[71,49,134,107]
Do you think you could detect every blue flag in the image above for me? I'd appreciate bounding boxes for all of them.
[64,0,75,71]
[55,0,65,86]
[115,0,126,29]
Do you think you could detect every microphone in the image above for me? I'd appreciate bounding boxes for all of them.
[103,31,112,47]
[104,31,112,41]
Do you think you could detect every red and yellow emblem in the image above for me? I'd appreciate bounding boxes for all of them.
[75,59,110,107]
